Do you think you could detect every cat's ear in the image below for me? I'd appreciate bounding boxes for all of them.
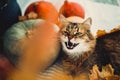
[59,15,69,29]
[83,17,92,26]
[59,15,68,23]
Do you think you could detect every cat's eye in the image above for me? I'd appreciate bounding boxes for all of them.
[87,30,90,32]
[75,32,82,35]
[62,31,69,36]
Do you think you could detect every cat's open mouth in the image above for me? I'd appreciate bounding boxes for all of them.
[65,42,79,49]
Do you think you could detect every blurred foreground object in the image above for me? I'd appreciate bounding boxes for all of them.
[4,19,60,73]
[0,54,13,80]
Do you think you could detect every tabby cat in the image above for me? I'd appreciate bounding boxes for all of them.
[37,16,96,80]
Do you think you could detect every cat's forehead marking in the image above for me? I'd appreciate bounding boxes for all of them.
[66,23,79,34]
[66,22,86,32]
[67,22,79,29]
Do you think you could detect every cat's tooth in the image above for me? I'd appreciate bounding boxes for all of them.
[74,43,75,46]
[67,44,69,47]
[67,42,68,46]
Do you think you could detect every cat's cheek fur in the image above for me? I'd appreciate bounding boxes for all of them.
[60,35,68,42]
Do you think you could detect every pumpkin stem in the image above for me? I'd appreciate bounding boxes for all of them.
[27,11,38,19]
[64,0,68,3]
[26,30,33,39]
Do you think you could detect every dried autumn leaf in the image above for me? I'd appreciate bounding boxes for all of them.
[19,12,38,21]
[89,65,101,80]
[97,26,120,38]
[110,26,120,33]
[99,64,114,78]
[96,30,107,37]
[89,64,120,80]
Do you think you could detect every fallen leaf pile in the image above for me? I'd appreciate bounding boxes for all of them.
[89,64,120,80]
[97,26,120,37]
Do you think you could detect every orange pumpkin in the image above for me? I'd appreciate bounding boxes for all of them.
[59,0,85,18]
[25,1,59,24]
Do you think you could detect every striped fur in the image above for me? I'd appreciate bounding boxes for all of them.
[37,17,96,80]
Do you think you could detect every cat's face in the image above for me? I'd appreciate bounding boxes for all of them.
[60,16,96,58]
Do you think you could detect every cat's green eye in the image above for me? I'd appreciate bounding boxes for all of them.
[62,31,69,36]
[76,32,82,35]
[87,30,90,32]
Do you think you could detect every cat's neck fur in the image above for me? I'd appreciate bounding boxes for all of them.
[61,49,95,76]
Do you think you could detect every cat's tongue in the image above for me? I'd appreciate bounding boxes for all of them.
[66,16,84,23]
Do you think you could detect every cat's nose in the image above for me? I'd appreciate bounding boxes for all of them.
[68,36,73,40]
[68,41,73,47]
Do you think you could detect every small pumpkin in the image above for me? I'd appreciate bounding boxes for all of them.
[4,19,60,72]
[59,0,85,18]
[25,1,59,24]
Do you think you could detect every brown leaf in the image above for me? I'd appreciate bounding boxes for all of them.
[97,30,107,37]
[19,12,38,21]
[89,64,120,80]
[19,16,27,21]
[97,26,120,38]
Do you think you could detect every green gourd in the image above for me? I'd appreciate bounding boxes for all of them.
[4,20,38,65]
[3,19,60,71]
